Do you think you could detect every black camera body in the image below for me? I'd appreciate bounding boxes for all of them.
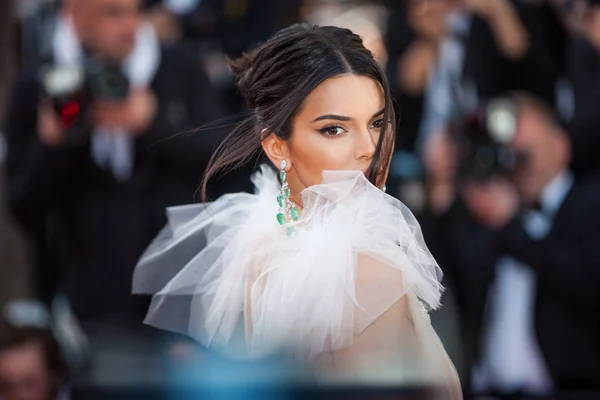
[39,58,130,137]
[451,98,527,182]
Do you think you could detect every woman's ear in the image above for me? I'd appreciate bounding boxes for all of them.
[261,130,291,171]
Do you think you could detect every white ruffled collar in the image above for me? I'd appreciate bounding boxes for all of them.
[134,164,444,360]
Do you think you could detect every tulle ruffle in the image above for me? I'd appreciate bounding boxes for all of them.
[132,165,443,361]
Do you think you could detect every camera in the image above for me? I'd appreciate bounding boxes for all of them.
[39,58,130,138]
[450,98,528,182]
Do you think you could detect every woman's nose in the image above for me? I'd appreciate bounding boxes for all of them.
[355,129,377,161]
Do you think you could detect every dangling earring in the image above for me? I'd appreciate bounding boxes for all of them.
[276,160,299,233]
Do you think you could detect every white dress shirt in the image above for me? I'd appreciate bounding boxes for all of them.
[164,0,200,15]
[473,170,574,394]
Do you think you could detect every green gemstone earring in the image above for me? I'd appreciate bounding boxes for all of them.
[276,160,299,235]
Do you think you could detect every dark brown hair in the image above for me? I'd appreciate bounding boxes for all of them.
[0,320,68,396]
[201,23,396,200]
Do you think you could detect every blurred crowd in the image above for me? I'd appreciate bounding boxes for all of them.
[1,0,600,399]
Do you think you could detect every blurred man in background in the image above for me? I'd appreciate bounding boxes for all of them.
[0,302,68,400]
[4,0,230,329]
[425,93,600,396]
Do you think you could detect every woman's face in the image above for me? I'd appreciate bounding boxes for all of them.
[264,74,386,204]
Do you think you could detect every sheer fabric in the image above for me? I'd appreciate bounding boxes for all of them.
[133,165,461,396]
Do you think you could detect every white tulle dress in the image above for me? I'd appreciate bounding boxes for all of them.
[133,165,462,398]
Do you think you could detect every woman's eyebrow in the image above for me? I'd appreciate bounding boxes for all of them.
[370,108,385,119]
[311,114,352,123]
[311,108,385,123]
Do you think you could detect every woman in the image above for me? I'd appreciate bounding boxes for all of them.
[133,23,461,397]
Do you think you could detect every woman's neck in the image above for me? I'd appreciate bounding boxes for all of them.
[290,193,304,213]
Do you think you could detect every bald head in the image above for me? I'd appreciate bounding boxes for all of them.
[66,0,142,62]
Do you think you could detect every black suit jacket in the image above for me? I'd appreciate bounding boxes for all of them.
[3,45,252,324]
[501,176,600,388]
[423,175,600,390]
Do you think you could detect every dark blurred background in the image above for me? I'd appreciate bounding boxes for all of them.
[1,0,600,399]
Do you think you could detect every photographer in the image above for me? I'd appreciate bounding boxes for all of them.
[424,93,600,396]
[4,0,233,326]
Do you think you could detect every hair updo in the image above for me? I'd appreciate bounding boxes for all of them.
[201,23,396,199]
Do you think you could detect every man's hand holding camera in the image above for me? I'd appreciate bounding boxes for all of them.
[92,88,157,135]
[38,87,158,148]
[38,101,67,148]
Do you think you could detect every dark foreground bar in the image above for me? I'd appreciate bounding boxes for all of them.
[71,384,437,400]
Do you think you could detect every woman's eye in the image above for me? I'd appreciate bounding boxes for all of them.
[319,126,345,137]
[370,118,385,129]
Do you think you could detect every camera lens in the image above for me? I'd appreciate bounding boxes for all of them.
[86,60,130,101]
[473,146,495,179]
[97,68,128,99]
[105,75,118,88]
